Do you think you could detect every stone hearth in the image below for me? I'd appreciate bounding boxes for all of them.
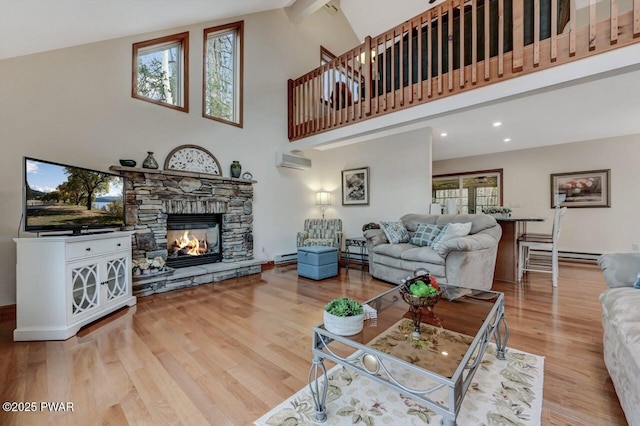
[110,166,263,296]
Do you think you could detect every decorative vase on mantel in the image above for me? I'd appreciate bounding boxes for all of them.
[143,151,159,169]
[230,160,242,178]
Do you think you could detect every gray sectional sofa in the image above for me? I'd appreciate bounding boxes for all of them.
[597,252,640,426]
[363,213,502,290]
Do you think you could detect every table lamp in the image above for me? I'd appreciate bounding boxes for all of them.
[316,191,331,219]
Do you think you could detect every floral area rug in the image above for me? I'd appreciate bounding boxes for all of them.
[254,344,544,426]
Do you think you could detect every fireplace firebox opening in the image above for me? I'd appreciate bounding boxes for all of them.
[166,213,222,268]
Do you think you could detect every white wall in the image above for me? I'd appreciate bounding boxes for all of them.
[0,8,359,305]
[433,134,640,254]
[299,128,433,244]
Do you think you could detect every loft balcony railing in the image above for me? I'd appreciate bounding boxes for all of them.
[288,0,640,141]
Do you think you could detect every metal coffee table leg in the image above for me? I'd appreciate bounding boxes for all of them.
[308,356,328,422]
[494,309,510,361]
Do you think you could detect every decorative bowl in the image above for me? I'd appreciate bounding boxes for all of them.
[399,286,443,309]
[119,159,137,167]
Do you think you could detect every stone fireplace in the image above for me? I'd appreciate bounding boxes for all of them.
[111,166,262,296]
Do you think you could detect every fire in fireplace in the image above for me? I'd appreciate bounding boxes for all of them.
[166,214,222,268]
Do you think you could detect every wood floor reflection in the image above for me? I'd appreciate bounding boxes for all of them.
[0,262,626,425]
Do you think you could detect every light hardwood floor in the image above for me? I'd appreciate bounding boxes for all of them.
[0,262,627,425]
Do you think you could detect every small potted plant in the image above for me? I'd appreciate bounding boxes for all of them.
[323,297,364,336]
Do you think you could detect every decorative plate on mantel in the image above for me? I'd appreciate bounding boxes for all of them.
[164,145,222,176]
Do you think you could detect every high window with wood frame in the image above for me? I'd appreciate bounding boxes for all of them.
[132,32,189,112]
[288,0,640,141]
[203,21,244,127]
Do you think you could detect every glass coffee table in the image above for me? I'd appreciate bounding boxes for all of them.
[308,284,509,425]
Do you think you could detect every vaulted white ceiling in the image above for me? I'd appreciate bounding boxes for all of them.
[1,0,638,160]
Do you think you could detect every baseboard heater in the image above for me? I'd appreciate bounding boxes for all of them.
[528,249,601,263]
[274,253,298,265]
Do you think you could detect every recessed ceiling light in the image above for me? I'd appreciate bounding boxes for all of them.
[503,138,511,143]
[493,122,502,127]
[440,132,448,137]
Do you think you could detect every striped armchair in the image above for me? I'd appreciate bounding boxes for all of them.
[297,219,343,249]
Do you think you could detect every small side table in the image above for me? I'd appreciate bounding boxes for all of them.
[345,237,368,270]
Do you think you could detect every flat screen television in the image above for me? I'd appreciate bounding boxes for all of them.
[23,157,125,235]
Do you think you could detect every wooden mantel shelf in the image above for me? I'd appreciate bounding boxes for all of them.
[109,165,257,184]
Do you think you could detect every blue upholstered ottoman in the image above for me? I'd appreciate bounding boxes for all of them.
[297,246,338,280]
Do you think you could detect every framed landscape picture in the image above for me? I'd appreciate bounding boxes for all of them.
[550,169,610,208]
[342,167,369,205]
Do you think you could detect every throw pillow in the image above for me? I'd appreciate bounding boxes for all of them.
[380,221,410,244]
[634,273,640,289]
[432,222,473,256]
[410,223,444,247]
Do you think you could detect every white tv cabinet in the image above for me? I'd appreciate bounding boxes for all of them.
[13,231,136,341]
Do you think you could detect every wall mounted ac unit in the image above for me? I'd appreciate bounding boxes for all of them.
[276,152,311,170]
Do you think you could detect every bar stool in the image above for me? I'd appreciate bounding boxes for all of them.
[517,206,567,287]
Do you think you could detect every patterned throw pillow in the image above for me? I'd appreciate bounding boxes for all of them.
[379,221,410,244]
[410,224,444,247]
[432,222,473,256]
[634,273,640,289]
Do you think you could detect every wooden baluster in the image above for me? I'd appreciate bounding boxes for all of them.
[611,0,618,45]
[589,0,596,50]
[551,0,558,61]
[448,1,453,91]
[287,79,294,140]
[304,75,308,135]
[498,0,504,77]
[340,59,345,125]
[428,9,433,97]
[399,25,405,106]
[418,14,424,100]
[472,0,477,84]
[315,69,320,131]
[635,0,640,37]
[344,53,350,123]
[350,50,356,122]
[391,29,396,109]
[330,62,336,128]
[513,0,524,72]
[311,71,315,132]
[438,5,443,94]
[408,21,414,104]
[570,0,576,56]
[364,36,372,117]
[374,37,380,113]
[383,33,389,111]
[459,0,466,88]
[534,0,540,66]
[484,0,490,80]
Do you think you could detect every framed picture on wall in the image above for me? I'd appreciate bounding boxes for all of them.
[550,169,610,208]
[342,167,369,205]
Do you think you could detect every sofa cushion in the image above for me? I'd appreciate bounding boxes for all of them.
[432,222,472,256]
[435,214,497,234]
[373,243,415,258]
[380,221,410,244]
[410,224,444,247]
[400,214,438,232]
[400,246,446,264]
